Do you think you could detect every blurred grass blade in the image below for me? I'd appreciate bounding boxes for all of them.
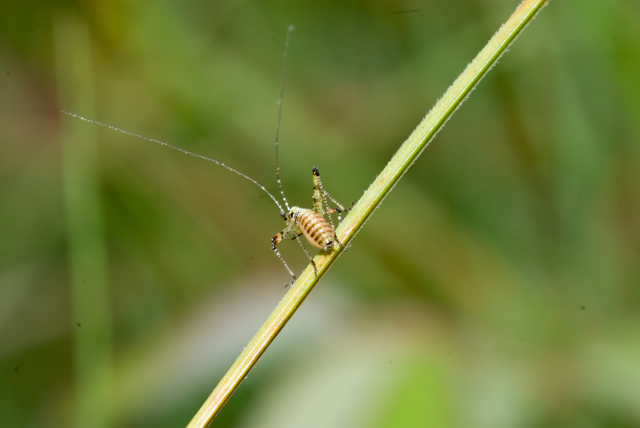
[54,13,114,428]
[187,0,549,426]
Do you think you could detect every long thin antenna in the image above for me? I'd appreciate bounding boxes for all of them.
[61,110,285,213]
[275,25,294,212]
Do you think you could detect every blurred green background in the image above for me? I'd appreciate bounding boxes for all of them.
[1,1,640,427]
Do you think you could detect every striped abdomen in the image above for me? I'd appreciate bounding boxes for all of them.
[291,207,336,250]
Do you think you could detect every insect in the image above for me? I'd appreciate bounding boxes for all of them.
[62,26,350,287]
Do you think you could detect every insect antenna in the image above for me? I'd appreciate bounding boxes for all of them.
[60,110,285,213]
[274,25,294,212]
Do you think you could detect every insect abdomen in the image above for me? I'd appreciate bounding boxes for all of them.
[292,208,335,250]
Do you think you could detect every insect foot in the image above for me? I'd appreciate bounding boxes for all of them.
[284,277,297,289]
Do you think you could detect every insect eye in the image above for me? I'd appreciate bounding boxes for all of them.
[280,210,286,218]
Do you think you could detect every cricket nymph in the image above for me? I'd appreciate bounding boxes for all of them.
[264,166,349,286]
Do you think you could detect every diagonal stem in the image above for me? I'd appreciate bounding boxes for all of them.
[187,1,549,426]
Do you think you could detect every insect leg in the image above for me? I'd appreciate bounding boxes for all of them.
[294,235,318,275]
[272,226,299,287]
[323,191,347,214]
[310,166,351,250]
[311,166,340,227]
[327,207,343,223]
[311,166,349,224]
[311,166,327,217]
[327,200,355,223]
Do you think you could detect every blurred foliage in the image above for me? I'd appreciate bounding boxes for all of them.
[1,0,640,427]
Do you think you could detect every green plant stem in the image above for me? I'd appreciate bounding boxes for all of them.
[187,1,548,426]
[55,13,114,428]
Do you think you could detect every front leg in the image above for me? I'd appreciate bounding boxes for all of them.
[272,226,298,287]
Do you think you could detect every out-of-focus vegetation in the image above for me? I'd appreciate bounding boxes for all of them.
[1,1,639,427]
